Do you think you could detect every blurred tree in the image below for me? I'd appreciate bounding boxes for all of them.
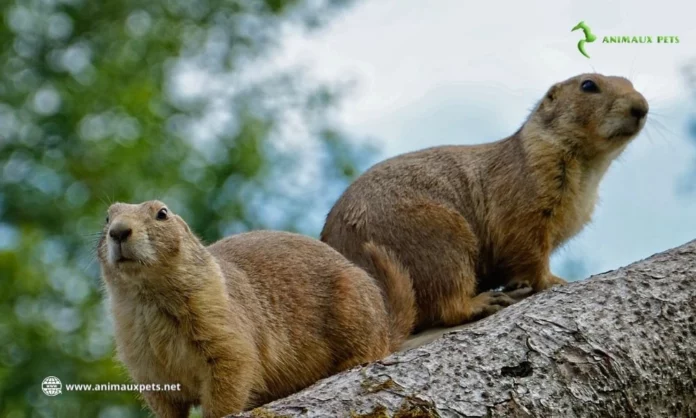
[0,0,370,417]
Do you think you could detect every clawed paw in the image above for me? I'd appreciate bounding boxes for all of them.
[504,286,534,301]
[481,290,516,307]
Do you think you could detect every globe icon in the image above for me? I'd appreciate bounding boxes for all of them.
[41,376,62,396]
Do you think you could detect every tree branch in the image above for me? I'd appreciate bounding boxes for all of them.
[235,240,696,418]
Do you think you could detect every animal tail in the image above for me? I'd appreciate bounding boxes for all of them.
[363,241,417,351]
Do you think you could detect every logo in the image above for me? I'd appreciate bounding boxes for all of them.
[42,376,62,396]
[571,21,597,59]
[571,21,680,59]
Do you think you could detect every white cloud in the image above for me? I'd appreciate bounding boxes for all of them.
[277,0,694,129]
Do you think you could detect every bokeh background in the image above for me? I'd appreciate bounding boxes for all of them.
[1,0,694,417]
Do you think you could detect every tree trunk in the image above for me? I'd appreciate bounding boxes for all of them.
[235,240,696,418]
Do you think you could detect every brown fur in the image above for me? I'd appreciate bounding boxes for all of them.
[320,73,649,332]
[97,201,416,418]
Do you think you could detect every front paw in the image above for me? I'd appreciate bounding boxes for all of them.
[504,274,566,294]
[536,274,567,291]
[547,274,567,286]
[503,279,532,293]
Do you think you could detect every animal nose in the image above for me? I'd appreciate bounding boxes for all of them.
[630,105,648,120]
[109,223,132,243]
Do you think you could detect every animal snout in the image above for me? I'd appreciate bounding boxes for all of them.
[628,93,649,120]
[630,105,648,120]
[109,222,133,243]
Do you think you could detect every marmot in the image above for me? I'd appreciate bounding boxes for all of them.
[321,73,649,332]
[97,200,416,418]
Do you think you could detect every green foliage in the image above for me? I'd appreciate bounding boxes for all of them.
[0,0,368,416]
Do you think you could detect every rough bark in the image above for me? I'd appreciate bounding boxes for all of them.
[235,240,696,418]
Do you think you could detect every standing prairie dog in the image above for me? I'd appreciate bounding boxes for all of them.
[97,200,416,418]
[321,73,649,332]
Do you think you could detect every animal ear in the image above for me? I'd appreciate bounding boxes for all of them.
[545,84,560,102]
[537,85,559,126]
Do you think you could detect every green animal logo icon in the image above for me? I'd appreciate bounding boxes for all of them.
[572,21,597,59]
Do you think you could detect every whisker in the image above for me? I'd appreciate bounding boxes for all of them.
[84,237,103,248]
[646,108,672,117]
[647,117,679,139]
[628,52,638,83]
[643,124,670,148]
[82,232,104,239]
[643,128,663,150]
[80,255,98,275]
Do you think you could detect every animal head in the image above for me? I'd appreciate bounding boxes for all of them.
[97,200,201,281]
[531,73,649,157]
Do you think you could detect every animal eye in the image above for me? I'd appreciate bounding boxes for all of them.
[105,215,109,224]
[581,80,600,93]
[156,208,168,220]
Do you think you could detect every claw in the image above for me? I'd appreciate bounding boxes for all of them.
[482,291,516,307]
[505,286,534,301]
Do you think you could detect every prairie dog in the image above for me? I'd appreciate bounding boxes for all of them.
[97,201,416,417]
[321,73,649,332]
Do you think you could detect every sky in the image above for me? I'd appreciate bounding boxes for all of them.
[272,0,696,278]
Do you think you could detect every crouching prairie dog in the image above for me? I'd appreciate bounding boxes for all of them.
[97,200,416,418]
[321,73,649,332]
